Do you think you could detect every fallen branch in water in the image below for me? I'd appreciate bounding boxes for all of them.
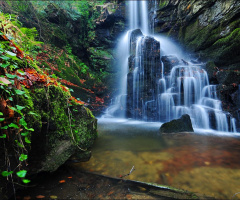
[232,192,240,199]
[119,166,135,179]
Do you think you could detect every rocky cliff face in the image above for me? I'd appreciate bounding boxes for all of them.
[127,29,161,120]
[151,0,240,127]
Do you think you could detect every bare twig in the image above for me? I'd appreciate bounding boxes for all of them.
[120,166,135,178]
[232,192,240,199]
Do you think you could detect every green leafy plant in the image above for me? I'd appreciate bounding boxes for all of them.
[0,13,41,185]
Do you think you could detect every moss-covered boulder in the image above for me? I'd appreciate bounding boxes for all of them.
[159,114,194,134]
[18,85,97,173]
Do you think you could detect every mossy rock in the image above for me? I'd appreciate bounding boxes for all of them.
[17,85,97,173]
[206,28,240,67]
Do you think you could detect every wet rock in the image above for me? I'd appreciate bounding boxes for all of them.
[68,150,92,163]
[127,35,161,120]
[153,0,240,68]
[95,2,126,47]
[38,140,75,172]
[216,70,240,86]
[161,55,180,75]
[129,29,143,55]
[205,61,219,84]
[159,114,194,134]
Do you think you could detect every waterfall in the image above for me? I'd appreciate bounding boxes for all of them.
[129,0,149,34]
[102,1,237,133]
[103,31,130,118]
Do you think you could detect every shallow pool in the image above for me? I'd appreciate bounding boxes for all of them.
[74,118,240,199]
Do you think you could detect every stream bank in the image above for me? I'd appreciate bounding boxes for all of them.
[11,165,213,200]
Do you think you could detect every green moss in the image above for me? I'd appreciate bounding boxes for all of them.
[51,27,68,48]
[159,0,168,9]
[53,50,88,86]
[23,85,97,149]
[229,19,240,30]
[206,28,240,66]
[70,105,97,149]
[14,84,97,172]
[179,16,240,69]
[84,106,95,119]
[34,86,70,142]
[212,28,240,46]
[182,20,212,51]
[88,47,113,70]
[17,87,42,131]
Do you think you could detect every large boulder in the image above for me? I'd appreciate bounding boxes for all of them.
[159,114,194,134]
[126,33,161,120]
[23,85,98,173]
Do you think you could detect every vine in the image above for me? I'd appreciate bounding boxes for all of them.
[0,36,33,184]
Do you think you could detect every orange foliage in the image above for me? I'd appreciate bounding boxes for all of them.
[0,98,14,120]
[107,191,114,196]
[36,195,45,199]
[0,32,87,113]
[0,32,113,113]
[9,40,24,59]
[80,87,94,94]
[95,96,104,104]
[80,79,86,84]
[69,96,85,105]
[59,79,80,87]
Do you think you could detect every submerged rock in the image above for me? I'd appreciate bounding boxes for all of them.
[159,114,194,134]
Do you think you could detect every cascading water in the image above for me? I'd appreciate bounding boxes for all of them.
[129,0,149,34]
[103,1,237,133]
